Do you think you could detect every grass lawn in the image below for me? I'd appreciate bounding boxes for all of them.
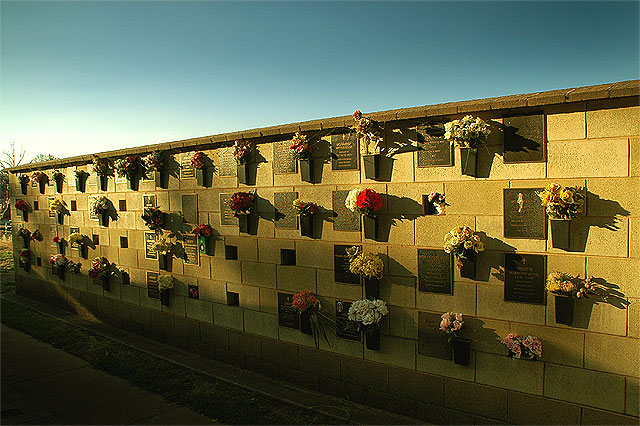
[0,238,15,293]
[1,297,346,425]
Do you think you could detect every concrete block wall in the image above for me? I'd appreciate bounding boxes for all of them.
[10,81,640,424]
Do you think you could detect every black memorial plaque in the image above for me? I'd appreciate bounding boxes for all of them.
[183,234,199,265]
[332,190,360,232]
[147,271,160,299]
[503,114,545,163]
[143,194,157,209]
[336,300,361,341]
[182,194,198,224]
[274,192,298,229]
[418,311,452,360]
[88,196,99,220]
[503,188,546,239]
[331,133,359,171]
[504,253,546,304]
[218,147,237,177]
[144,232,158,260]
[273,141,297,174]
[69,227,80,249]
[334,244,361,284]
[219,193,238,226]
[180,153,196,179]
[418,249,453,294]
[277,292,299,329]
[417,125,453,167]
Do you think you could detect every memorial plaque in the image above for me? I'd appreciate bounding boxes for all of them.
[146,271,160,299]
[183,234,199,265]
[418,311,452,360]
[503,114,545,163]
[277,292,299,329]
[48,197,56,218]
[274,192,298,229]
[334,244,361,284]
[180,153,195,179]
[418,249,453,294]
[218,147,237,177]
[336,301,361,341]
[115,173,126,184]
[182,194,198,224]
[69,227,80,249]
[273,141,297,174]
[143,194,157,208]
[503,188,546,239]
[331,133,359,171]
[504,253,546,304]
[332,190,360,232]
[144,231,158,260]
[219,193,238,226]
[89,196,99,220]
[417,125,453,167]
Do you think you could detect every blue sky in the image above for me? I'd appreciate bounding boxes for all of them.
[1,1,638,161]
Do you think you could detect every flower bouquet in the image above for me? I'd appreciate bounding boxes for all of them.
[193,224,214,255]
[292,199,319,237]
[440,312,470,366]
[345,188,383,240]
[19,174,29,194]
[49,254,68,280]
[52,170,65,193]
[68,232,88,258]
[32,171,49,194]
[153,238,173,271]
[546,272,598,325]
[18,249,31,272]
[91,196,111,226]
[502,333,542,360]
[424,192,446,215]
[228,191,255,233]
[18,228,31,248]
[74,169,89,192]
[291,290,333,348]
[15,199,29,221]
[158,274,174,306]
[537,183,585,249]
[353,110,384,179]
[52,236,65,254]
[68,261,82,274]
[31,229,43,242]
[92,156,114,191]
[114,156,145,190]
[444,115,490,177]
[347,298,389,350]
[289,132,314,182]
[190,151,208,186]
[188,285,199,299]
[88,257,111,290]
[143,151,166,188]
[234,140,253,184]
[141,206,165,231]
[347,246,383,298]
[444,226,484,279]
[49,198,65,224]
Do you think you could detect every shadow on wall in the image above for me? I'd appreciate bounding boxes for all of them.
[377,194,424,243]
[462,317,502,352]
[476,232,516,283]
[475,120,504,179]
[564,278,631,329]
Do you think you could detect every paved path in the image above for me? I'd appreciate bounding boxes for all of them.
[1,324,216,425]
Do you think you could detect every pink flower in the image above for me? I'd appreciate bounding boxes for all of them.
[441,312,450,320]
[452,320,462,331]
[455,313,463,322]
[439,318,451,330]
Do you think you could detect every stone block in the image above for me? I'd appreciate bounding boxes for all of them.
[226,282,260,310]
[185,298,213,323]
[151,309,174,334]
[241,261,276,288]
[257,238,295,264]
[585,334,640,377]
[381,276,416,308]
[475,215,547,253]
[476,352,543,395]
[174,316,200,341]
[548,139,629,178]
[507,391,581,425]
[631,218,640,258]
[364,389,417,419]
[587,256,639,298]
[297,346,341,381]
[417,352,475,382]
[627,377,639,417]
[388,366,444,405]
[632,137,639,177]
[416,401,475,425]
[445,181,509,216]
[243,310,278,339]
[587,105,640,139]
[228,328,262,358]
[316,269,362,300]
[224,235,258,262]
[482,154,546,181]
[294,240,334,270]
[581,407,640,424]
[276,265,316,292]
[259,288,278,314]
[364,334,415,370]
[210,257,242,284]
[197,278,226,304]
[587,178,639,217]
[278,323,317,349]
[629,299,640,338]
[212,303,243,330]
[340,357,388,391]
[417,282,476,316]
[547,110,586,141]
[444,379,508,421]
[200,322,229,349]
[477,284,546,324]
[544,363,625,412]
[415,214,475,248]
[261,338,298,368]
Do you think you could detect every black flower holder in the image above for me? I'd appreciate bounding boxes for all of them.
[353,110,384,180]
[75,170,89,192]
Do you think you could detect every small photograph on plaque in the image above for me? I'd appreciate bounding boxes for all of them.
[147,271,160,299]
[332,190,360,232]
[183,234,199,266]
[273,141,297,174]
[417,125,453,168]
[218,147,237,177]
[219,193,238,226]
[180,153,196,179]
[69,227,80,249]
[503,114,545,163]
[504,253,546,304]
[274,192,298,229]
[503,188,546,239]
[336,301,361,341]
[143,194,157,209]
[144,232,158,260]
[418,249,452,294]
[331,133,359,171]
[418,311,452,360]
[334,244,361,284]
[277,292,299,329]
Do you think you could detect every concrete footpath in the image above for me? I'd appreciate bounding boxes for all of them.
[1,324,216,425]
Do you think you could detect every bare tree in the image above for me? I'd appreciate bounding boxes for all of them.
[1,140,26,169]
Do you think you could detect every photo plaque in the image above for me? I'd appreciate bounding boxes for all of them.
[144,232,158,260]
[274,192,298,229]
[331,133,359,171]
[504,253,546,304]
[503,188,546,239]
[143,194,157,209]
[277,292,299,329]
[273,141,297,174]
[180,153,195,179]
[183,234,199,265]
[334,244,361,284]
[418,249,453,294]
[332,190,360,232]
[336,301,361,341]
[417,125,453,167]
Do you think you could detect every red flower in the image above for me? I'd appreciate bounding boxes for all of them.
[191,152,206,169]
[292,290,319,313]
[193,224,214,237]
[228,192,254,216]
[15,199,28,211]
[356,189,382,216]
[52,236,60,243]
[353,110,362,120]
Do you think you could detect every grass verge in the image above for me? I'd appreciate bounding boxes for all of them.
[1,297,345,425]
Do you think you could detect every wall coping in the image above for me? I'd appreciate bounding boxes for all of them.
[8,79,639,173]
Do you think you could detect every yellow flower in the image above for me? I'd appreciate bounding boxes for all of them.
[560,189,574,204]
[546,183,561,193]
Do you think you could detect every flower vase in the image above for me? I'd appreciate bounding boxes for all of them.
[127,174,140,191]
[364,276,380,299]
[300,214,314,238]
[365,328,381,351]
[550,219,570,250]
[101,275,110,291]
[22,263,30,273]
[238,214,251,234]
[55,179,63,193]
[363,215,378,240]
[57,241,64,255]
[39,180,46,194]
[58,266,65,281]
[237,163,248,185]
[196,168,205,186]
[460,148,477,177]
[363,154,380,180]
[198,235,211,255]
[80,244,88,259]
[159,253,170,271]
[22,210,28,222]
[452,338,471,366]
[554,295,575,326]
[459,250,477,279]
[98,175,108,191]
[299,158,314,183]
[57,212,64,225]
[154,170,167,189]
[20,181,28,195]
[160,290,170,306]
[100,212,109,227]
[76,177,86,193]
[300,310,313,335]
[22,237,30,249]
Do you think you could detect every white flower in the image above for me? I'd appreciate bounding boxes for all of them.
[345,189,362,212]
